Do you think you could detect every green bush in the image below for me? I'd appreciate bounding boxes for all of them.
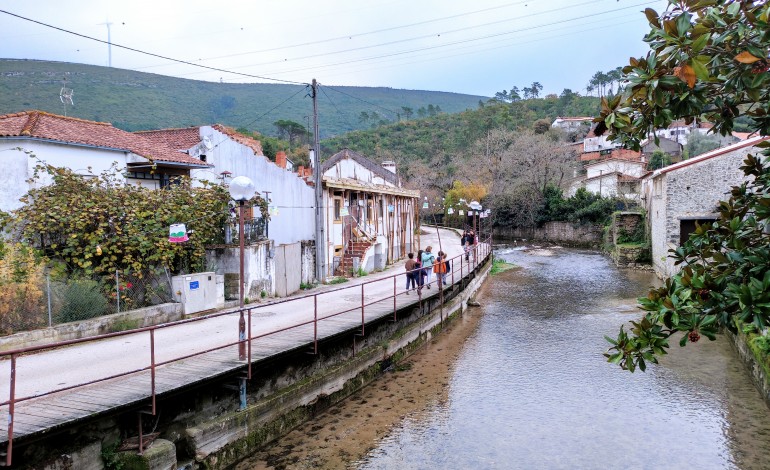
[57,280,109,323]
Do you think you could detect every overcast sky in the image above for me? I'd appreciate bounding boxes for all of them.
[0,0,669,97]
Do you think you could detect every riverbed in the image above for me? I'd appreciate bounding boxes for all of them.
[235,246,770,469]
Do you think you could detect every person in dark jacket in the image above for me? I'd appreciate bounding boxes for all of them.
[405,253,418,294]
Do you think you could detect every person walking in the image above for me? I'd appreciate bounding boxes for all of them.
[421,246,436,289]
[416,249,425,293]
[405,253,418,294]
[434,251,449,286]
[462,230,473,261]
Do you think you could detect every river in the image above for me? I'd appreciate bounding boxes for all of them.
[235,246,770,470]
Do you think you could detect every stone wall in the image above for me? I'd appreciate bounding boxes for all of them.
[612,212,643,245]
[649,147,752,278]
[494,221,603,247]
[727,328,770,409]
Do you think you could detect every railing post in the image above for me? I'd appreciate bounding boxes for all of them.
[393,275,397,321]
[314,295,318,354]
[6,354,16,466]
[150,330,156,415]
[247,308,252,379]
[361,283,365,335]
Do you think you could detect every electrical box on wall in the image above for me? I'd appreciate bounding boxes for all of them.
[171,272,219,315]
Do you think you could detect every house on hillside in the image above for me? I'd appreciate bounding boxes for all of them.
[642,135,769,278]
[321,149,419,277]
[569,157,646,199]
[137,125,315,246]
[583,127,624,153]
[0,110,210,213]
[641,136,683,161]
[551,117,594,132]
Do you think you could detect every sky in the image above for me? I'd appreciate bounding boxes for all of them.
[0,0,670,97]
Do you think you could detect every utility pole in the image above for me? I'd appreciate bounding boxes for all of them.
[311,79,326,282]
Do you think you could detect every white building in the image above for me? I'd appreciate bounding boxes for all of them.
[551,116,594,132]
[320,149,419,277]
[641,135,769,278]
[0,111,210,213]
[138,125,315,246]
[569,157,646,200]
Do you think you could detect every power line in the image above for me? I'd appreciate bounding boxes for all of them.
[150,0,535,67]
[0,9,308,86]
[247,1,655,79]
[321,84,401,120]
[318,86,359,133]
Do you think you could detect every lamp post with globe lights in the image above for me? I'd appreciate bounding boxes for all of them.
[469,200,482,263]
[228,176,257,361]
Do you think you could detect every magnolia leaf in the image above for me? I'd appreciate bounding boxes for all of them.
[673,65,697,88]
[644,8,661,28]
[735,51,763,64]
[691,58,710,81]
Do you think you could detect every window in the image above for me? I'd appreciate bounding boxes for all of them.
[334,197,342,221]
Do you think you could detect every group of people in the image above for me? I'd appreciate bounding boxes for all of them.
[404,245,449,294]
[461,229,476,261]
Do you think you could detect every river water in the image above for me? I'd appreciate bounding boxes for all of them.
[236,246,770,470]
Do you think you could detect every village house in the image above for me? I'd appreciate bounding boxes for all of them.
[641,135,769,278]
[551,116,594,132]
[569,156,645,200]
[320,149,419,277]
[640,136,683,162]
[137,125,315,246]
[0,110,210,213]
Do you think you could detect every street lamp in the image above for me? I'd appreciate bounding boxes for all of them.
[469,200,482,261]
[228,176,257,360]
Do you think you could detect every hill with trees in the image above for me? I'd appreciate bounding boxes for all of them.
[0,59,485,138]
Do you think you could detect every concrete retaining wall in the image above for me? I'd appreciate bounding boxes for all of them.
[0,302,181,353]
[727,328,770,408]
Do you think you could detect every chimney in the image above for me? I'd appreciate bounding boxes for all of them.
[382,160,396,174]
[275,151,287,169]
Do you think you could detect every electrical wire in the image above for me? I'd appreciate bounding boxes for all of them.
[321,84,401,120]
[254,1,654,78]
[161,0,536,65]
[318,86,360,132]
[0,9,308,86]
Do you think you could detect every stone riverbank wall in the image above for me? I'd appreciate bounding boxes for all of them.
[727,328,770,410]
[8,256,492,470]
[493,221,603,247]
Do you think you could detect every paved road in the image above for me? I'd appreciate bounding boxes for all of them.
[0,226,471,403]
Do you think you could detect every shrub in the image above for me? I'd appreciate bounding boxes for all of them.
[0,242,46,334]
[56,279,109,323]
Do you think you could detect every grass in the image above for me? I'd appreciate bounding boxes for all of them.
[490,257,517,275]
[328,277,349,285]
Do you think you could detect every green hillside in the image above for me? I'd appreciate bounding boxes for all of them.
[320,95,601,161]
[0,59,486,138]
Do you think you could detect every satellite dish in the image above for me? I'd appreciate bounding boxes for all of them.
[203,136,214,150]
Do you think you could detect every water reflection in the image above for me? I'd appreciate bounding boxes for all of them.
[356,246,770,470]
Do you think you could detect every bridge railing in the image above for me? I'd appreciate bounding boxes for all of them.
[0,237,491,464]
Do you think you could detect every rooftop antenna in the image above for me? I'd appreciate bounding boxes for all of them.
[98,20,113,67]
[60,76,74,116]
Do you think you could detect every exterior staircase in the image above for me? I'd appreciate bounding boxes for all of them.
[337,239,373,276]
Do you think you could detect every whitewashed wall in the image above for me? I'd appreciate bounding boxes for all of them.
[190,126,315,246]
[0,140,136,212]
[585,160,644,179]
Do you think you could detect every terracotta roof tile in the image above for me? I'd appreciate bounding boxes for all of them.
[580,148,641,162]
[135,127,202,150]
[212,124,263,156]
[0,111,209,167]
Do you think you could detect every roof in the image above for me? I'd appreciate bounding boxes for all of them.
[137,124,264,156]
[553,116,594,122]
[0,111,209,167]
[732,131,759,141]
[323,176,419,198]
[135,127,201,150]
[322,148,399,186]
[580,148,642,162]
[651,134,770,178]
[583,171,621,182]
[584,157,644,169]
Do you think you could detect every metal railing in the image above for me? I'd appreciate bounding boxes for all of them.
[0,238,492,464]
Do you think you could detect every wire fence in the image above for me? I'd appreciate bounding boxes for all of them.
[0,267,175,336]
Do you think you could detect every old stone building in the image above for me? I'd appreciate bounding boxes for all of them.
[642,135,769,278]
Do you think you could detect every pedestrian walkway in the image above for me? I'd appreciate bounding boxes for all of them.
[0,226,490,458]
